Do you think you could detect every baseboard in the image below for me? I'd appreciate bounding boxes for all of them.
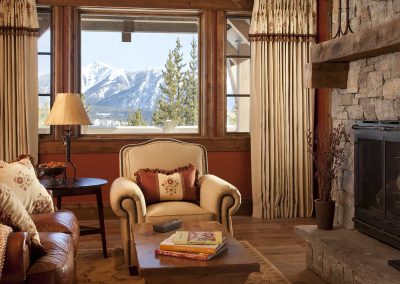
[61,198,253,220]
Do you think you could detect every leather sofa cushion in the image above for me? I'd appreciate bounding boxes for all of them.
[31,210,79,255]
[27,232,74,284]
[146,201,215,223]
[1,232,30,283]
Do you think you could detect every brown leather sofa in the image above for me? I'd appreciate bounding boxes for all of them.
[1,210,79,284]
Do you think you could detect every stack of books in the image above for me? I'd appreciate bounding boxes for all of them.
[155,231,227,261]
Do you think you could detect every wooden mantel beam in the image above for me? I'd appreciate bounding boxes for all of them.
[305,62,349,89]
[311,15,400,63]
[307,14,400,88]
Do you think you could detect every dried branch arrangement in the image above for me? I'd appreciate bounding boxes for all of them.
[307,123,350,202]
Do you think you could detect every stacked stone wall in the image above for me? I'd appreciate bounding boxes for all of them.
[331,0,400,228]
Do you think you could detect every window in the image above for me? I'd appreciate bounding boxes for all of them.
[38,11,52,135]
[226,16,251,133]
[80,14,199,134]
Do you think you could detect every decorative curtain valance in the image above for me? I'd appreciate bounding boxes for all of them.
[0,0,39,34]
[249,0,316,41]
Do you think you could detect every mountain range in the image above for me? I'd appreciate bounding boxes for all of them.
[39,61,164,125]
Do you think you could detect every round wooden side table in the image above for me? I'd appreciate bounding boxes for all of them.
[40,177,108,258]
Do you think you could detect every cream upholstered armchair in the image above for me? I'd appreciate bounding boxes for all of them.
[110,139,241,269]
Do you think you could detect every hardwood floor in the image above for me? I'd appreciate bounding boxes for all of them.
[79,216,326,284]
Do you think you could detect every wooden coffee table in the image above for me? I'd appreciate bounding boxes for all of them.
[132,221,260,284]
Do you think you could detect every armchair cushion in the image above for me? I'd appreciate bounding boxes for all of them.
[135,164,199,204]
[146,201,215,224]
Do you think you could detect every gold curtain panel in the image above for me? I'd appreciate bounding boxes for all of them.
[250,0,315,219]
[0,0,39,161]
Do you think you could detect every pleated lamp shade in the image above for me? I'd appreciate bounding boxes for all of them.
[45,93,92,125]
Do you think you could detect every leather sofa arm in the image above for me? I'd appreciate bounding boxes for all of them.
[199,174,241,234]
[2,232,30,284]
[110,177,146,223]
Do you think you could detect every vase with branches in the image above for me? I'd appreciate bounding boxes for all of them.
[307,122,349,229]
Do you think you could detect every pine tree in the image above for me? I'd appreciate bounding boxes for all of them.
[128,110,146,126]
[152,38,186,126]
[227,100,238,128]
[182,38,198,126]
[38,101,50,128]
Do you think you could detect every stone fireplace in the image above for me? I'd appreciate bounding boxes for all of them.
[331,0,400,230]
[332,54,400,230]
[295,1,400,283]
[353,120,400,249]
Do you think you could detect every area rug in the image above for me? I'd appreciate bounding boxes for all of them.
[76,241,291,284]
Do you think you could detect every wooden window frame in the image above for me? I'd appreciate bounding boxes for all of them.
[38,6,251,153]
[77,9,204,139]
[224,13,251,135]
[38,7,54,138]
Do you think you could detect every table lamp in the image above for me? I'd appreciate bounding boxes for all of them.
[45,93,92,181]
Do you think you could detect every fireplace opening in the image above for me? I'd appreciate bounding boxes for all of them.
[353,120,400,269]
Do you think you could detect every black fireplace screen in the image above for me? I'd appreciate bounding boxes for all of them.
[354,121,400,249]
[386,141,400,221]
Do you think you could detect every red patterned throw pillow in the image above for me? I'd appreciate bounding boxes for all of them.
[135,164,199,204]
[0,157,55,214]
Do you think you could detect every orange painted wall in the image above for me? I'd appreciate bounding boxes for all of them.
[39,151,252,203]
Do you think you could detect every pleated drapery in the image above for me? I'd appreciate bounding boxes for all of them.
[250,0,316,219]
[0,0,39,161]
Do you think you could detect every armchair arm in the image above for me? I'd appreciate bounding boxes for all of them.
[2,232,30,284]
[199,174,241,234]
[110,177,146,224]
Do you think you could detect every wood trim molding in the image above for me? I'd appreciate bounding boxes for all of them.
[37,0,254,11]
[39,136,250,153]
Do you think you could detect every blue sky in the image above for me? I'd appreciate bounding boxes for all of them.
[81,32,197,72]
[37,29,198,75]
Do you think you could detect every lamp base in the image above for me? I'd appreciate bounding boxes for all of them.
[63,160,77,182]
[63,127,77,181]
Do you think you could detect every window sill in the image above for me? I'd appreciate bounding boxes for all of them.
[39,135,250,153]
[81,125,199,135]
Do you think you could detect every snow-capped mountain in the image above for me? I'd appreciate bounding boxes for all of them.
[39,74,51,94]
[39,61,164,125]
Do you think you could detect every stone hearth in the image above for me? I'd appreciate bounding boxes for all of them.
[295,225,400,284]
